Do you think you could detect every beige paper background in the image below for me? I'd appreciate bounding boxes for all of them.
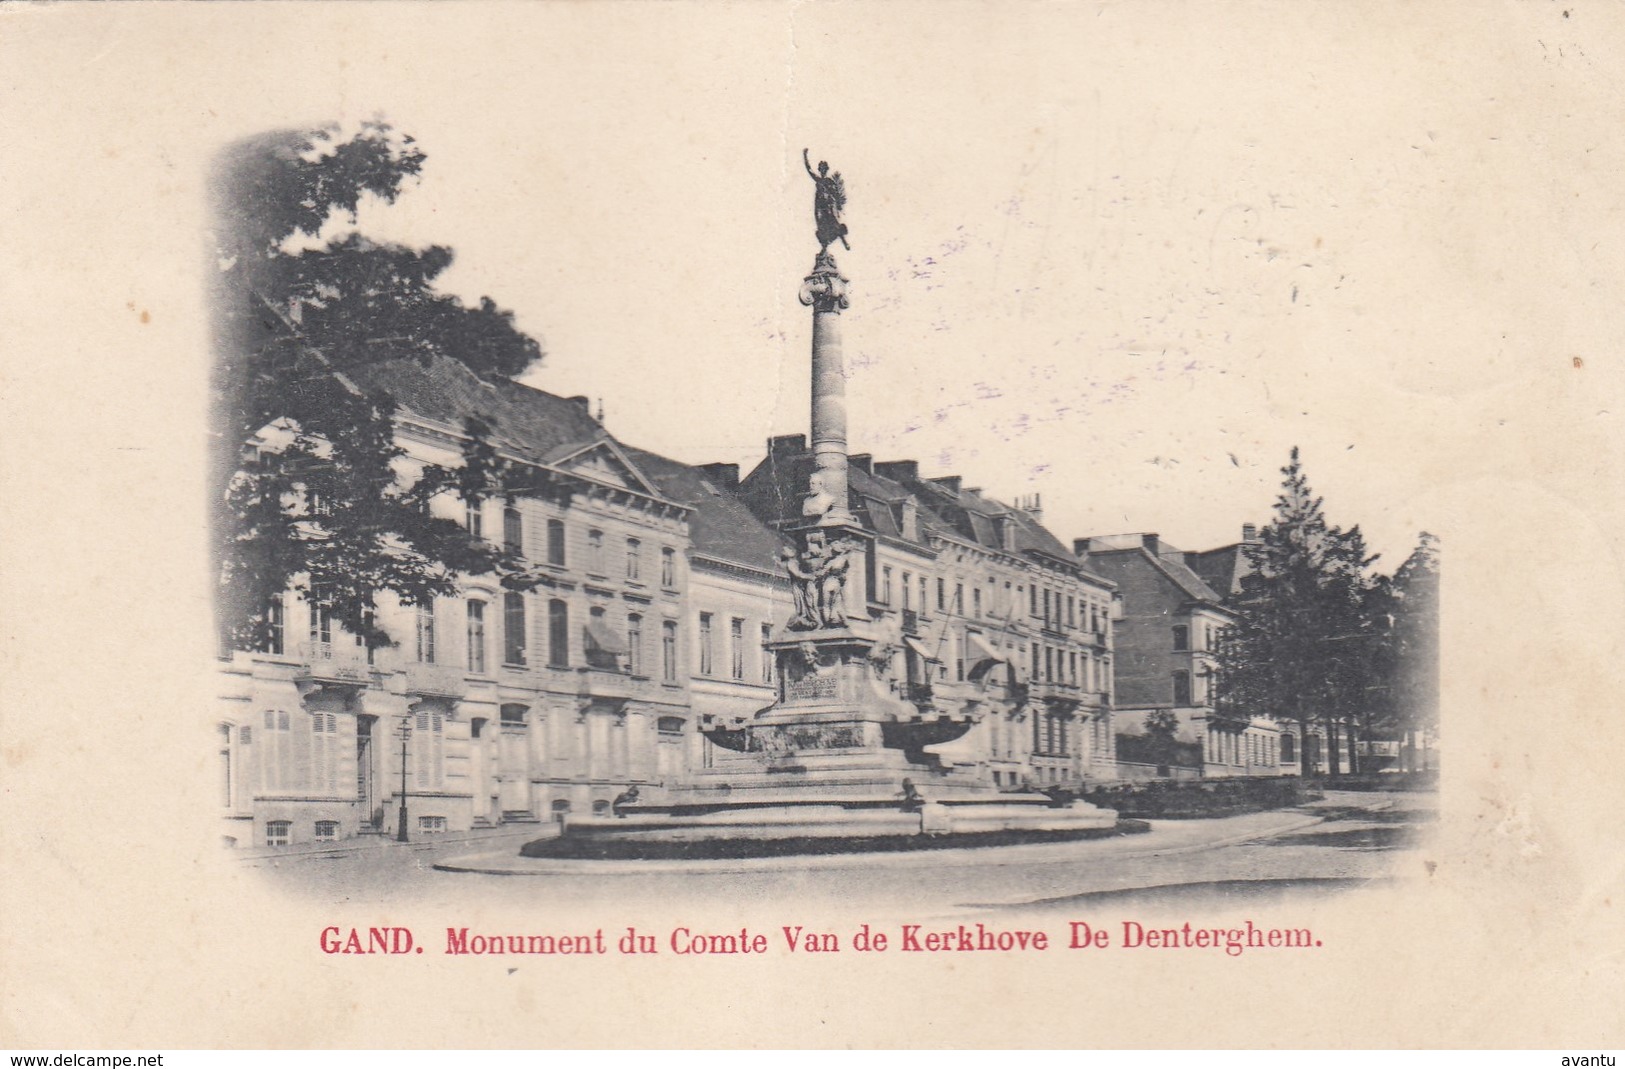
[2,0,1623,1049]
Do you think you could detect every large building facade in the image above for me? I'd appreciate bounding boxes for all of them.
[1078,532,1288,779]
[736,439,1121,789]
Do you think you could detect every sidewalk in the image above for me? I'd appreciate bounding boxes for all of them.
[431,793,1397,878]
[232,823,549,863]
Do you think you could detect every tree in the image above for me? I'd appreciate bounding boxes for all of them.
[1384,532,1441,770]
[1214,448,1383,778]
[211,122,545,653]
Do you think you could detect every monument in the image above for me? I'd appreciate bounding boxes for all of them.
[522,152,1116,858]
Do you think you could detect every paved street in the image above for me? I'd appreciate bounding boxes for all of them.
[240,790,1436,919]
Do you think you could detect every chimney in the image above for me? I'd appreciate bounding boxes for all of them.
[1242,523,1259,542]
[1019,492,1043,523]
[699,462,739,490]
[931,475,962,495]
[1072,537,1091,558]
[875,460,919,484]
[1142,533,1161,555]
[849,453,874,476]
[567,395,592,415]
[768,433,807,457]
[594,398,605,423]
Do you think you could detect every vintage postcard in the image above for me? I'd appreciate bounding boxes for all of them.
[2,0,1622,1051]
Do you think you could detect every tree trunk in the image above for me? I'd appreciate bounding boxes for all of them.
[1326,720,1341,778]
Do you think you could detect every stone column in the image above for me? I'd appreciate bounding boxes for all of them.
[799,252,856,527]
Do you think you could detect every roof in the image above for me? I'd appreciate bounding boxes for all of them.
[619,446,789,573]
[1184,543,1254,599]
[342,354,607,465]
[344,355,786,572]
[736,447,1111,585]
[1085,540,1227,607]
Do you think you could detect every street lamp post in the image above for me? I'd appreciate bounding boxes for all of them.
[395,715,413,843]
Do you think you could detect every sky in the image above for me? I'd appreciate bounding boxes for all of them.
[8,2,1621,570]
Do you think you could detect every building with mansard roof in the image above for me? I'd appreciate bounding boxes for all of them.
[217,353,793,847]
[1076,530,1288,779]
[735,435,1121,789]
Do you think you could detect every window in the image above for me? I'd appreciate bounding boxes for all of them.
[504,592,527,666]
[412,710,444,790]
[698,613,714,675]
[310,712,338,793]
[260,709,292,790]
[661,546,676,587]
[627,613,643,676]
[547,599,569,667]
[662,620,678,682]
[314,820,339,842]
[1045,646,1055,682]
[901,572,912,610]
[415,602,436,664]
[1172,625,1189,652]
[1172,670,1192,706]
[309,601,333,650]
[588,529,604,573]
[218,724,234,807]
[264,597,285,655]
[1281,733,1296,763]
[972,588,982,618]
[503,505,523,556]
[417,815,447,834]
[547,519,566,566]
[761,623,774,683]
[658,716,685,736]
[954,583,964,616]
[920,576,929,613]
[881,566,893,605]
[936,578,945,612]
[500,703,528,728]
[265,820,291,847]
[730,618,746,680]
[1042,589,1052,627]
[465,498,483,540]
[626,538,641,580]
[466,600,487,673]
[1031,643,1041,681]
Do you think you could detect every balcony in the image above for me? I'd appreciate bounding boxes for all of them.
[404,661,468,700]
[296,642,372,687]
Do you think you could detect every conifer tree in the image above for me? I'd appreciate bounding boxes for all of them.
[1215,448,1382,777]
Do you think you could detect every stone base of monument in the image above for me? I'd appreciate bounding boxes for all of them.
[518,790,1121,860]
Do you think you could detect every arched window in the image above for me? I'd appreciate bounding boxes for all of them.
[548,599,570,667]
[503,593,527,666]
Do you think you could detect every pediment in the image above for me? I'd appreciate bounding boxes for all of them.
[548,439,658,496]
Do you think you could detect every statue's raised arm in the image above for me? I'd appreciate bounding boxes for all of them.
[803,147,850,253]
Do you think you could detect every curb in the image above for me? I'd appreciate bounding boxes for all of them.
[430,804,1365,878]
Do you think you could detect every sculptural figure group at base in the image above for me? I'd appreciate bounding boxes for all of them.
[782,530,860,631]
